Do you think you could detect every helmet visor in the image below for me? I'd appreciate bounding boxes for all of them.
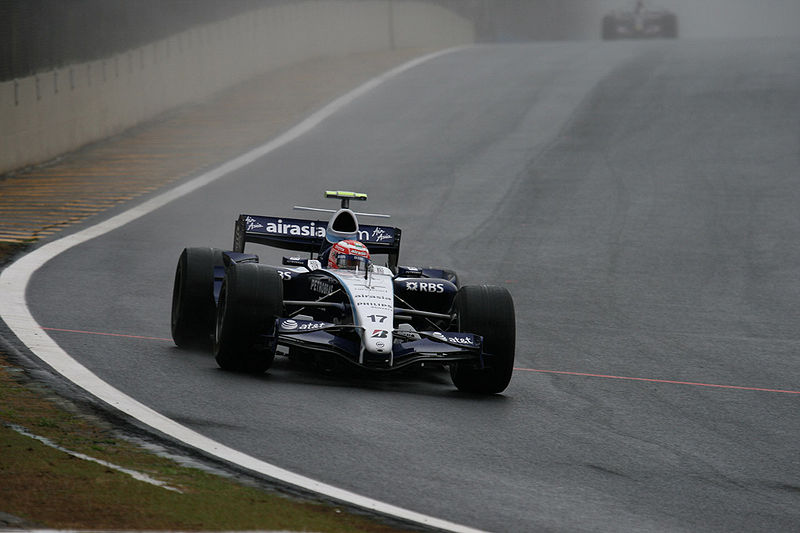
[334,253,369,270]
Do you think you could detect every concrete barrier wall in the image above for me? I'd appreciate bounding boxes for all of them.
[392,2,475,48]
[0,1,474,174]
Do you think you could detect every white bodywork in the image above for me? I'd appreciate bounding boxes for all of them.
[327,266,395,361]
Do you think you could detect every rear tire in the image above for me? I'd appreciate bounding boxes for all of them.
[214,263,283,373]
[450,285,515,394]
[171,247,223,349]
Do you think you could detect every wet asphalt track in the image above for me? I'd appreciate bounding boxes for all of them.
[25,39,800,531]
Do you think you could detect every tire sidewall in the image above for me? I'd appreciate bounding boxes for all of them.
[171,247,222,348]
[451,285,516,394]
[214,262,283,373]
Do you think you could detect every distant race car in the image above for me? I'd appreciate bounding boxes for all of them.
[171,191,516,394]
[602,1,678,40]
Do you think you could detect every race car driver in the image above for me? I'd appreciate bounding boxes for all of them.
[326,239,370,270]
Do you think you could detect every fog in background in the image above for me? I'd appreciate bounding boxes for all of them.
[595,0,800,38]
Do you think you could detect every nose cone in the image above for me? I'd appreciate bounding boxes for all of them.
[362,328,392,355]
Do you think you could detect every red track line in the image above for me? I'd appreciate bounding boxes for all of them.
[40,327,799,395]
[515,367,800,395]
[42,327,172,342]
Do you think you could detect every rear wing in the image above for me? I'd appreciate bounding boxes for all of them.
[233,214,402,268]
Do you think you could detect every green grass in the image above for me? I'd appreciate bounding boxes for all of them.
[0,354,412,532]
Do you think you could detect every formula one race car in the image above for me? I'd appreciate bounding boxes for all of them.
[171,191,515,394]
[602,1,678,40]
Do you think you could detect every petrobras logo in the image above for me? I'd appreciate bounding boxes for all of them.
[310,277,337,295]
[431,331,477,347]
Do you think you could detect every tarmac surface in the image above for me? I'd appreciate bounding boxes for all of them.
[5,37,800,532]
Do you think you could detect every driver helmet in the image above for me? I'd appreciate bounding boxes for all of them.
[328,240,370,270]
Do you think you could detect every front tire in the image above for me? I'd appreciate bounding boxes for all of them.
[450,285,515,394]
[214,263,283,373]
[171,247,223,349]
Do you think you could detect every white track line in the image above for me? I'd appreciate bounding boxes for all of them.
[0,46,486,533]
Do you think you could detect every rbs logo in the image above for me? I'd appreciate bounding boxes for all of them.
[404,281,444,293]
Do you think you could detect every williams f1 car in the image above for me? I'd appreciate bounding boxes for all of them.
[171,191,516,394]
[602,1,678,40]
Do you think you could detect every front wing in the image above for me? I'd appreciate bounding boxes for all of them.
[273,318,484,371]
